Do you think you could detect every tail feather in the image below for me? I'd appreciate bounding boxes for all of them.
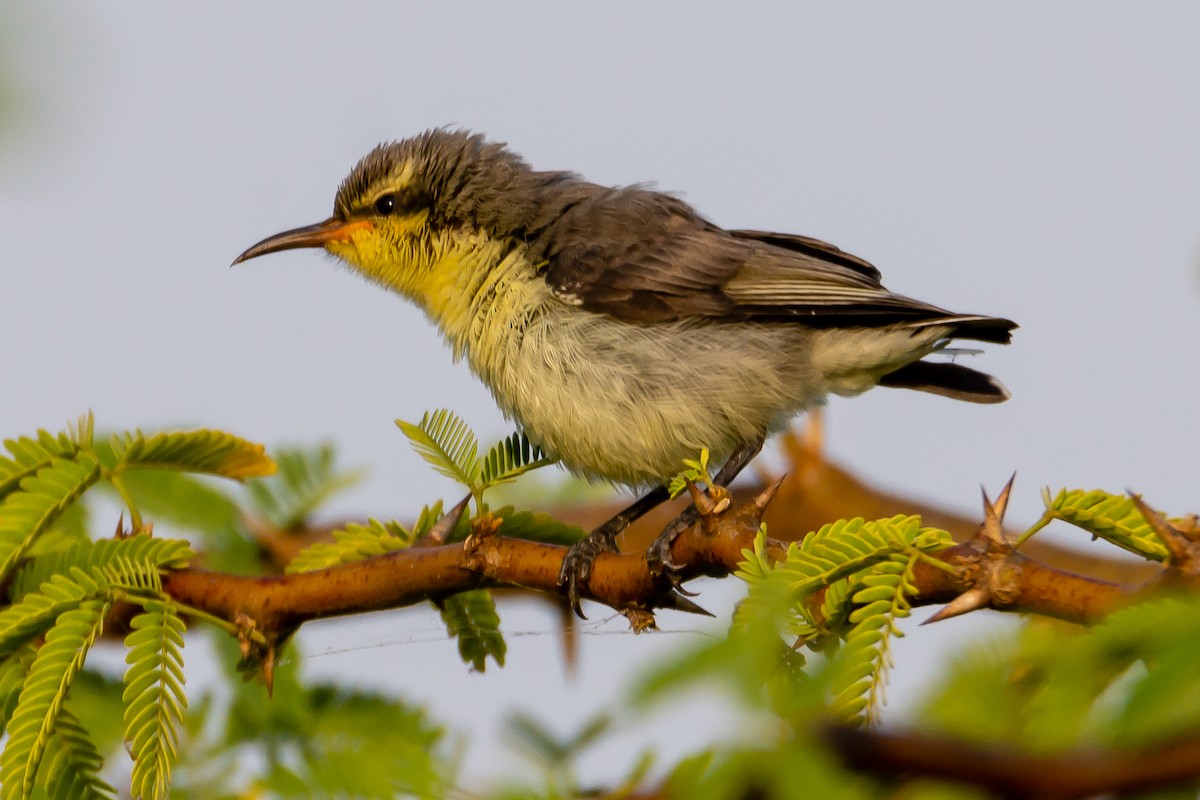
[878,360,1010,404]
[932,315,1017,345]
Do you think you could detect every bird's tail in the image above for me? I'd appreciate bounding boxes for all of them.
[925,314,1017,345]
[878,360,1009,403]
[879,314,1016,403]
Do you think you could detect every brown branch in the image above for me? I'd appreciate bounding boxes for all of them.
[162,481,1132,656]
[824,724,1200,799]
[251,423,1157,589]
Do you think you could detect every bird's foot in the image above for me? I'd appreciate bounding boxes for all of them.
[645,482,733,596]
[644,527,698,597]
[558,525,621,619]
[648,513,700,594]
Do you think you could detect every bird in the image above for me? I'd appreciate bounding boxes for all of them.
[234,128,1016,616]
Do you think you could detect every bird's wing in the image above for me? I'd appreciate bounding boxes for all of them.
[536,188,954,326]
[725,229,882,282]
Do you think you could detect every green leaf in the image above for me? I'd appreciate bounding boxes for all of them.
[0,570,105,663]
[124,602,187,800]
[668,448,713,499]
[0,644,36,729]
[478,431,553,489]
[9,534,192,603]
[492,507,585,546]
[59,671,126,766]
[505,712,570,765]
[0,429,82,504]
[0,599,110,800]
[916,632,1032,745]
[41,708,117,800]
[0,455,102,585]
[828,554,918,724]
[244,444,362,529]
[99,469,240,536]
[262,685,445,799]
[731,516,942,723]
[93,469,256,574]
[286,518,415,574]
[110,429,276,481]
[772,515,924,596]
[1043,488,1178,561]
[439,590,505,671]
[395,409,480,488]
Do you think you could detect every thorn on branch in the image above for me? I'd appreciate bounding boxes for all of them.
[415,494,470,548]
[751,477,785,517]
[979,472,1016,546]
[658,591,714,618]
[1129,492,1200,577]
[923,586,989,624]
[262,646,277,697]
[928,475,1022,623]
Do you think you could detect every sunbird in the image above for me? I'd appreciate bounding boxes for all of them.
[235,129,1015,615]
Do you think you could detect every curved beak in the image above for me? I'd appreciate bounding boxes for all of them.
[232,217,374,265]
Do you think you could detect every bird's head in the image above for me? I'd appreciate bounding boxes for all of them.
[234,129,572,297]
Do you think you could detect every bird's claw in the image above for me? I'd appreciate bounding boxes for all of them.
[645,529,699,597]
[558,530,619,619]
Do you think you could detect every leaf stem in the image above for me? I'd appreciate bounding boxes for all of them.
[1015,511,1055,548]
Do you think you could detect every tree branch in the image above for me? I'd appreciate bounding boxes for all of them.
[824,724,1200,799]
[162,480,1131,653]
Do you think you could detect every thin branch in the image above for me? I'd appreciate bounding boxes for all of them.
[823,724,1200,799]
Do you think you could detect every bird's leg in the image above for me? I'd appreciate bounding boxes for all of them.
[558,485,671,618]
[645,435,766,589]
[557,435,768,618]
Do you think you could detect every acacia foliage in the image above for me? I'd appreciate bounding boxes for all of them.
[0,412,1195,798]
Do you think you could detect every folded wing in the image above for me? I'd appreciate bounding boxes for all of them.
[535,187,1014,345]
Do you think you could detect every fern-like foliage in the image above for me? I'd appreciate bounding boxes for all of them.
[41,708,116,800]
[397,411,555,503]
[124,601,187,800]
[286,518,417,573]
[753,515,927,596]
[735,516,953,725]
[396,409,481,488]
[0,455,103,585]
[438,590,506,672]
[245,444,363,530]
[827,553,920,723]
[9,534,192,602]
[492,507,585,546]
[479,431,552,489]
[0,418,289,798]
[1042,488,1178,561]
[110,429,276,480]
[917,591,1200,766]
[0,569,106,663]
[0,644,35,729]
[0,429,83,504]
[0,599,110,800]
[667,448,715,499]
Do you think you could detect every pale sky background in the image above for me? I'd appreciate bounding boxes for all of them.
[2,2,1198,790]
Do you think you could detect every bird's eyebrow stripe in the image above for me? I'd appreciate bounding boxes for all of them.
[382,160,418,193]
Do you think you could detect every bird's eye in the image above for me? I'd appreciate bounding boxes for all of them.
[374,194,396,215]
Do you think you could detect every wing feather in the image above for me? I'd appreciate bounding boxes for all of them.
[535,186,1009,334]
